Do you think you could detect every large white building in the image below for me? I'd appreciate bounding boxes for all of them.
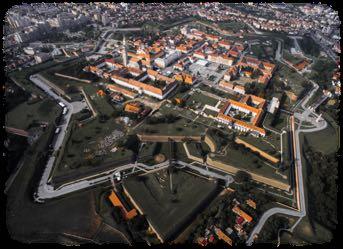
[267,97,280,114]
[154,51,181,68]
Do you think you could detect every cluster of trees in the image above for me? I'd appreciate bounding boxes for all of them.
[207,128,233,150]
[98,113,110,123]
[5,82,30,111]
[304,142,338,230]
[245,82,264,96]
[257,215,289,243]
[76,108,92,122]
[309,58,336,87]
[299,36,320,57]
[146,113,180,125]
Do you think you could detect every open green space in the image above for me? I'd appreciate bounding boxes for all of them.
[6,98,61,130]
[273,112,289,131]
[136,104,208,137]
[217,20,252,33]
[211,146,286,183]
[199,84,240,101]
[308,57,336,87]
[238,134,280,156]
[123,168,219,241]
[287,216,333,245]
[282,50,304,65]
[186,91,219,109]
[301,115,338,155]
[185,141,210,159]
[203,108,219,117]
[5,119,125,243]
[250,42,276,60]
[83,84,116,116]
[138,141,191,165]
[275,63,310,96]
[298,36,321,58]
[53,116,129,179]
[7,58,72,95]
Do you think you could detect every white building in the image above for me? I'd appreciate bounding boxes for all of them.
[154,51,181,68]
[267,97,280,114]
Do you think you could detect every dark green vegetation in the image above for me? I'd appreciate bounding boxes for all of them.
[5,82,30,111]
[217,21,251,33]
[123,169,219,241]
[136,104,207,136]
[138,142,190,165]
[185,91,219,109]
[52,117,132,182]
[282,50,303,65]
[208,130,286,182]
[298,36,321,57]
[5,133,28,173]
[271,62,311,102]
[6,98,61,130]
[6,119,127,244]
[7,58,71,95]
[302,139,338,230]
[309,58,336,87]
[256,215,289,243]
[97,188,147,244]
[41,58,99,81]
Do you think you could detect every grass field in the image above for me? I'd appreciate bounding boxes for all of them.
[54,116,129,178]
[123,169,219,241]
[6,98,61,130]
[217,21,252,33]
[212,146,287,183]
[250,44,274,59]
[83,84,115,116]
[136,103,208,137]
[273,112,289,131]
[282,50,304,65]
[198,84,240,101]
[300,114,338,155]
[8,59,70,96]
[275,63,309,96]
[286,216,332,245]
[238,134,280,156]
[6,119,126,244]
[186,91,219,109]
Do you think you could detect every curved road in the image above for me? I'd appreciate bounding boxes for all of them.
[246,81,327,245]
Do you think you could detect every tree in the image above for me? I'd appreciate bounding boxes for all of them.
[112,206,124,224]
[235,170,251,183]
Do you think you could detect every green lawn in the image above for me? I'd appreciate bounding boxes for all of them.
[199,84,240,101]
[136,104,208,137]
[123,169,219,241]
[212,147,287,183]
[6,98,61,130]
[51,113,130,181]
[273,112,289,131]
[238,134,280,156]
[300,114,338,155]
[186,91,219,108]
[250,44,269,59]
[83,84,116,116]
[8,59,67,95]
[275,63,309,96]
